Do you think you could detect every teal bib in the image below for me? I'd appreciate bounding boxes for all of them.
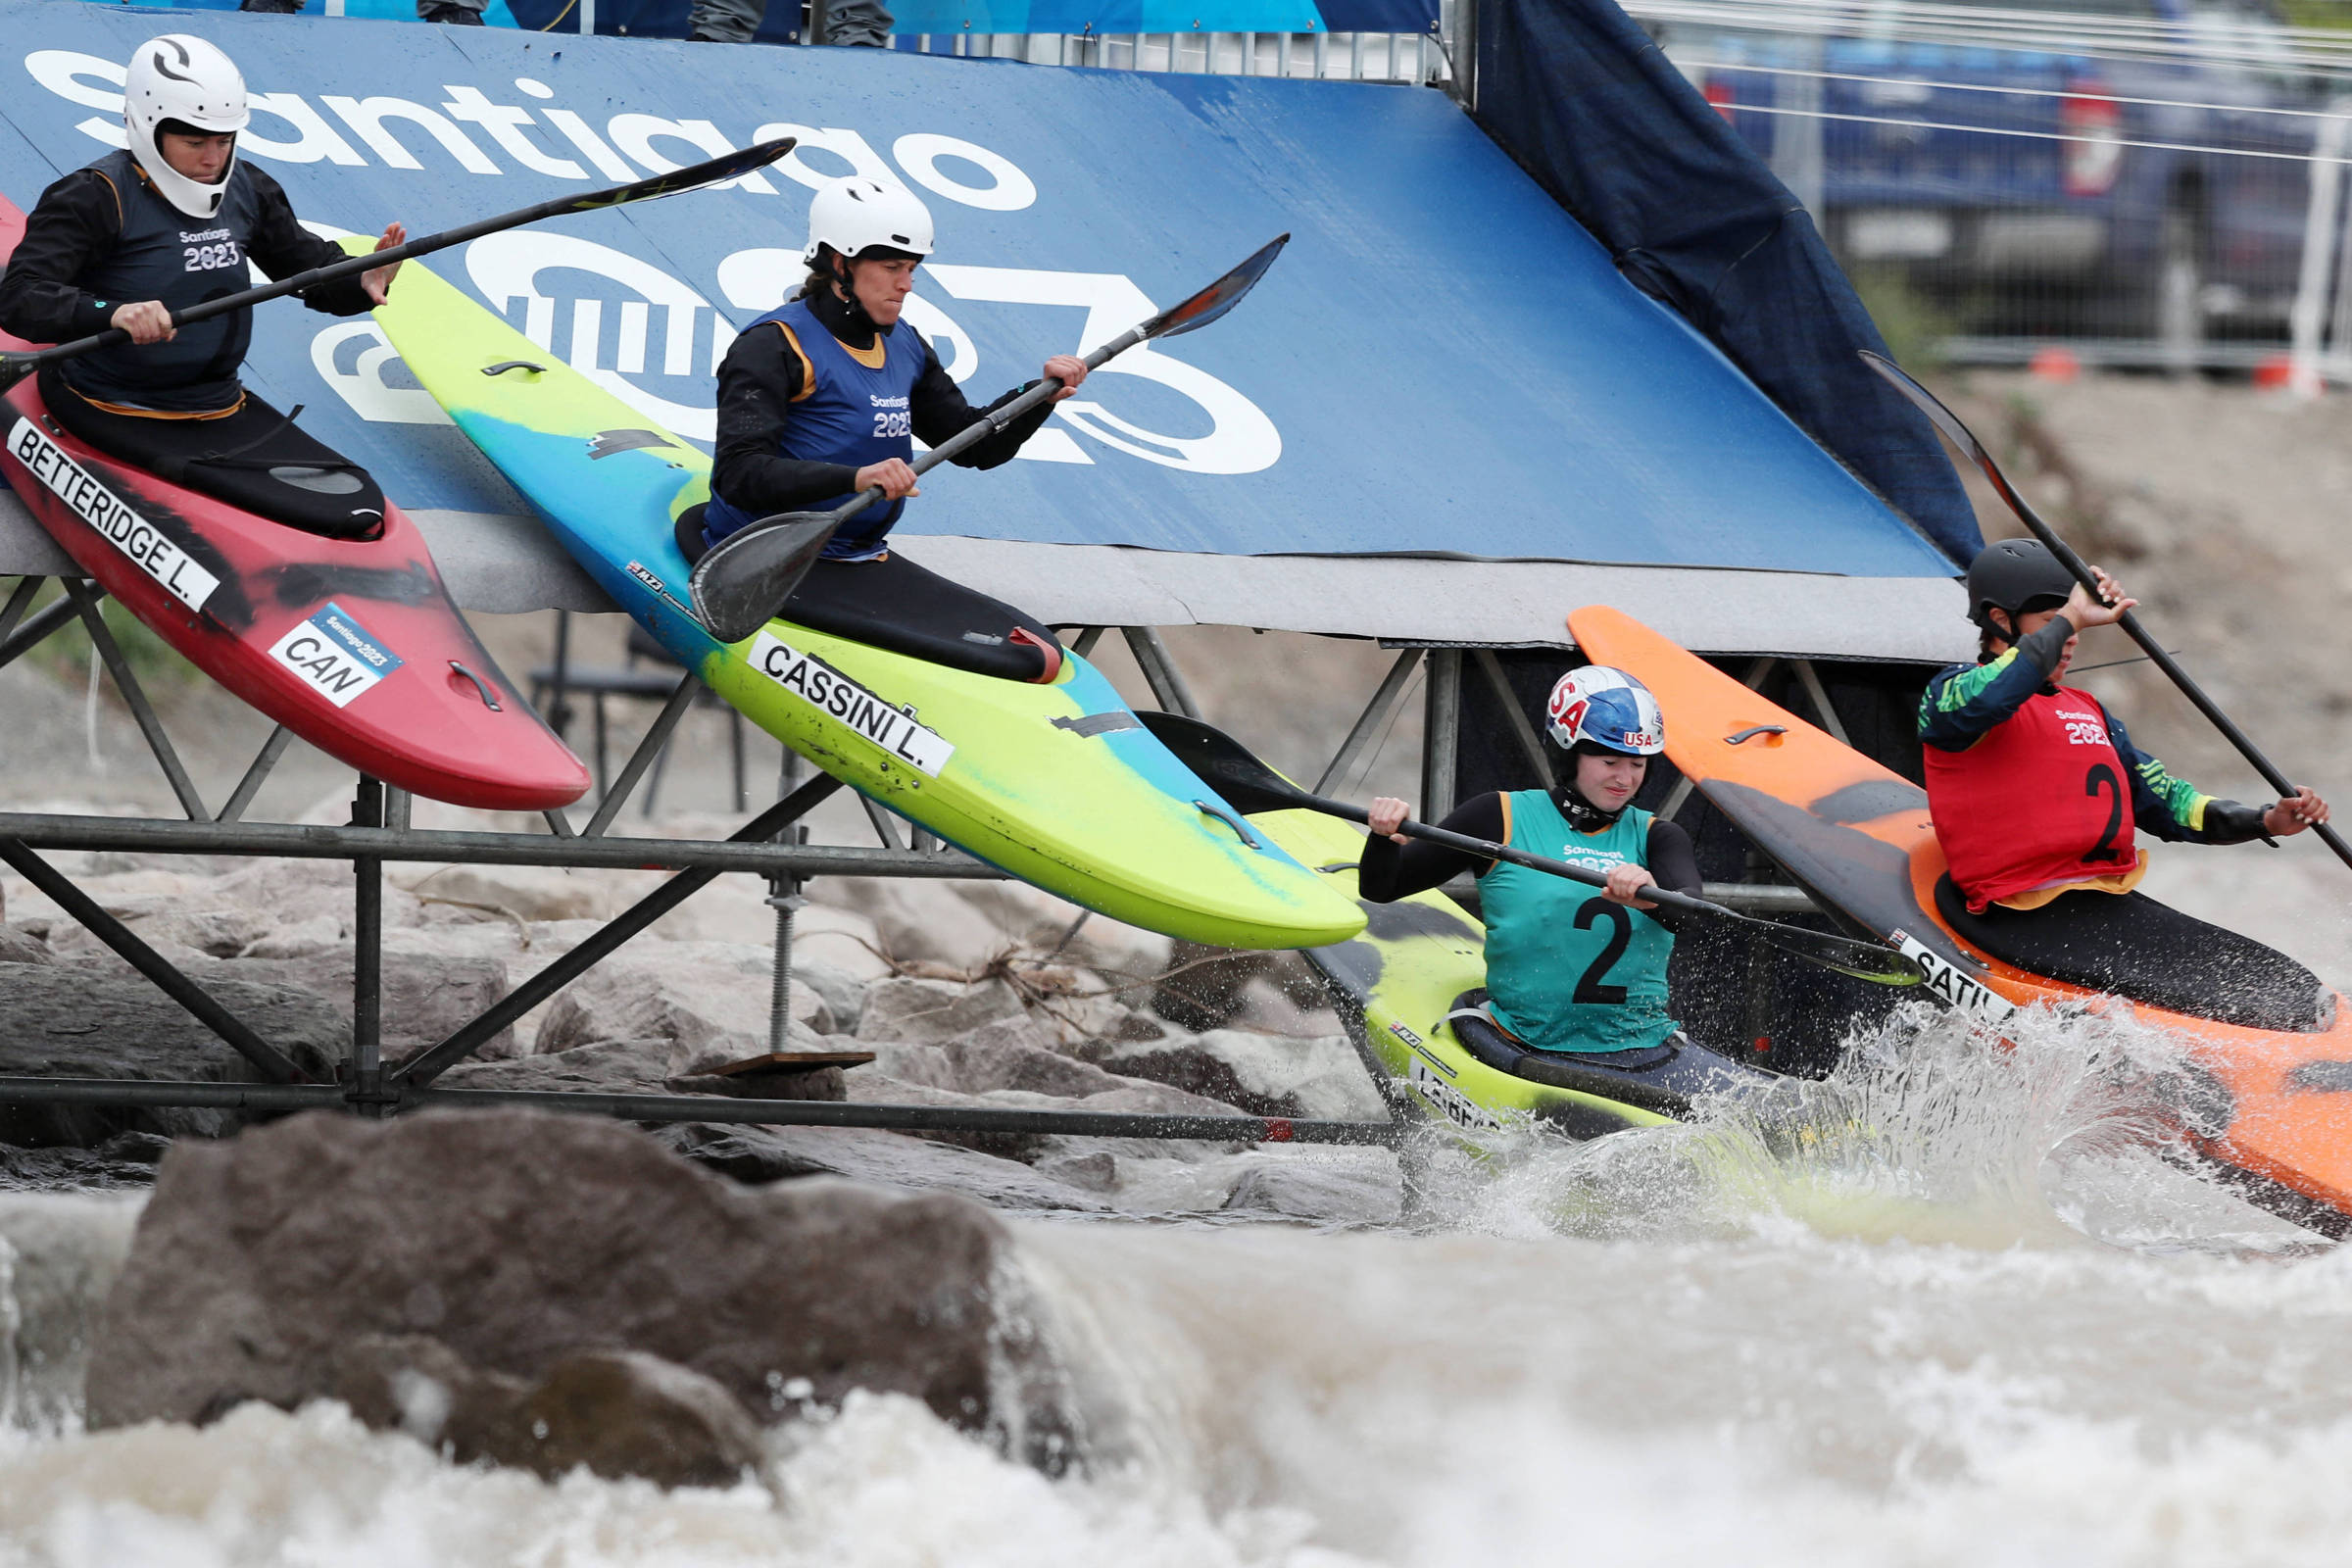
[1478,791,1679,1054]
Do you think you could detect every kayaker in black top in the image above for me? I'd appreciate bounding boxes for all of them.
[0,35,406,539]
[695,176,1087,683]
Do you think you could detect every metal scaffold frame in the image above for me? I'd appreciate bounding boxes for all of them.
[0,575,1840,1156]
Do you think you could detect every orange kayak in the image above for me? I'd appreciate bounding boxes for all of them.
[1570,604,2352,1236]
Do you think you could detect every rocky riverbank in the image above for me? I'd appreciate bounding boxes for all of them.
[0,825,1399,1223]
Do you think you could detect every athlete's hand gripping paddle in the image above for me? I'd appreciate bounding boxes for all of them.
[1861,350,2352,880]
[0,139,800,396]
[688,234,1291,645]
[1135,710,1927,988]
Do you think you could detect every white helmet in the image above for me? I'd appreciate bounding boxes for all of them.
[803,177,934,265]
[123,35,250,220]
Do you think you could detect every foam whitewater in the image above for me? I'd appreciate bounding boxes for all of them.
[6,1004,2352,1566]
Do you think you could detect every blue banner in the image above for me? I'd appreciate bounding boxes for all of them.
[0,4,1954,579]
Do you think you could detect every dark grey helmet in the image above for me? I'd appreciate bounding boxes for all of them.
[1964,538,2077,633]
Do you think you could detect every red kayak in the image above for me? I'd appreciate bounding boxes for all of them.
[0,198,587,811]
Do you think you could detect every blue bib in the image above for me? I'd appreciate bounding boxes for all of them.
[1478,791,1679,1054]
[704,298,927,560]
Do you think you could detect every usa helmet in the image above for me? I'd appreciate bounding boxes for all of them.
[1544,666,1665,757]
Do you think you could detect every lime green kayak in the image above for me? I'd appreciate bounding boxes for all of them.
[360,248,1364,950]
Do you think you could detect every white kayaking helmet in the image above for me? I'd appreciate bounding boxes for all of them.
[123,34,250,220]
[803,176,935,265]
[1544,666,1666,757]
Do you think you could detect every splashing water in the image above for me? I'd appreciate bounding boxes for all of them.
[0,1002,2348,1564]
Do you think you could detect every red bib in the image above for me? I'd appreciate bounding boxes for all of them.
[1924,684,2143,910]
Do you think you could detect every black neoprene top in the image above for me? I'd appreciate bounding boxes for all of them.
[709,284,1058,520]
[1355,790,1704,930]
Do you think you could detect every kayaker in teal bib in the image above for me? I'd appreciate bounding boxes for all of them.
[1358,666,1701,1055]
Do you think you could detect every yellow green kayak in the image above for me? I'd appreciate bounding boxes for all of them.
[359,247,1363,950]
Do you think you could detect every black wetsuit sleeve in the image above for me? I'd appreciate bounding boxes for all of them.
[1356,794,1507,902]
[708,322,862,517]
[241,166,373,317]
[909,340,1057,469]
[1642,818,1702,933]
[0,169,126,343]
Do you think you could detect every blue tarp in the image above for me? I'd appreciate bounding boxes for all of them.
[1,4,1959,580]
[1469,0,1980,566]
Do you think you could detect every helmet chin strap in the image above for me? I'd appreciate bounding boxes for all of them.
[1556,774,1627,832]
[827,253,885,339]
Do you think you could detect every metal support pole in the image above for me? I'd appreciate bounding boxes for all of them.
[545,611,575,742]
[0,839,306,1083]
[391,773,845,1088]
[350,778,387,1114]
[765,825,808,1053]
[859,794,906,850]
[1070,626,1105,659]
[65,579,210,822]
[0,577,41,647]
[1314,648,1423,796]
[583,675,699,838]
[1121,626,1200,718]
[0,595,78,675]
[1790,659,1850,746]
[542,808,576,839]
[1472,647,1555,788]
[218,725,291,825]
[1420,647,1461,822]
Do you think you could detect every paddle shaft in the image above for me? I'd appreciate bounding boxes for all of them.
[0,139,797,386]
[1309,791,1761,929]
[808,322,1147,534]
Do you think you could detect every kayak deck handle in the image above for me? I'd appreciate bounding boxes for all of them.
[481,360,548,377]
[448,661,504,712]
[1193,799,1261,850]
[1726,724,1788,746]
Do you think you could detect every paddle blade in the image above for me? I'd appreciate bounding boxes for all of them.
[689,512,837,644]
[567,137,800,216]
[1141,234,1290,342]
[1133,710,1317,816]
[1755,921,1923,988]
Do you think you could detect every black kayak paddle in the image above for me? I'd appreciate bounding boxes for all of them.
[1136,710,1925,989]
[0,138,800,396]
[688,233,1291,646]
[1861,350,2352,880]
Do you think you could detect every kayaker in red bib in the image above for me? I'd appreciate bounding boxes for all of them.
[0,35,406,540]
[1919,538,2330,1028]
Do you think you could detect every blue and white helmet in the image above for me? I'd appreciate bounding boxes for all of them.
[1544,666,1665,757]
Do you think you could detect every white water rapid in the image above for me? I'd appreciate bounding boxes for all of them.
[3,1001,2351,1567]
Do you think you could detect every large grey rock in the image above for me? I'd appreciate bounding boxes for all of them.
[0,1132,172,1193]
[1085,1030,1388,1122]
[216,953,514,1064]
[0,967,348,1146]
[331,1336,762,1489]
[655,1121,1109,1213]
[87,1109,1088,1472]
[855,977,1022,1045]
[434,1040,672,1096]
[0,927,53,964]
[535,949,833,1070]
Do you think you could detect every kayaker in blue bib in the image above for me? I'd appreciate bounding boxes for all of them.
[694,177,1087,683]
[1357,666,1701,1056]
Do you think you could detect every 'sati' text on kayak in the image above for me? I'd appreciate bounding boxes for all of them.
[8,418,220,612]
[751,631,954,778]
